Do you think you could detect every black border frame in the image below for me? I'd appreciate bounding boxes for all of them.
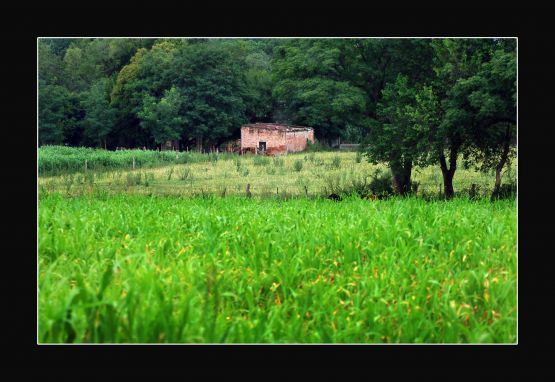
[6,5,553,371]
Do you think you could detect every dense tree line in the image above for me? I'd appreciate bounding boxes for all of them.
[39,38,516,197]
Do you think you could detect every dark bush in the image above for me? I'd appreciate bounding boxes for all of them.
[491,182,516,200]
[322,169,394,199]
[305,139,329,152]
[368,169,394,198]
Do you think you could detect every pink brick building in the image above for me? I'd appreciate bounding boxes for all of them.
[240,123,315,155]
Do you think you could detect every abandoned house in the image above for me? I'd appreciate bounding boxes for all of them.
[240,123,315,155]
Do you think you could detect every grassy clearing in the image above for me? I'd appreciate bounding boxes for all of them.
[39,151,515,198]
[38,194,516,343]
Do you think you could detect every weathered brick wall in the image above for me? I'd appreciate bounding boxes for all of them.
[285,130,314,152]
[241,126,287,154]
[240,124,314,155]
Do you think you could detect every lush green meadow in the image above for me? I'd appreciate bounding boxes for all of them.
[38,193,516,343]
[38,148,517,343]
[39,149,514,199]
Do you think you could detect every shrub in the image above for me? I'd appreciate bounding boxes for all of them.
[166,167,174,181]
[331,156,341,169]
[62,174,74,194]
[179,168,192,181]
[208,153,219,163]
[273,157,285,167]
[466,183,482,200]
[293,160,303,172]
[305,139,328,152]
[126,172,142,187]
[410,180,420,195]
[491,182,516,200]
[355,151,363,164]
[322,174,342,196]
[368,169,394,197]
[253,156,270,166]
[308,153,316,163]
[85,171,95,186]
[322,169,394,199]
[348,175,371,196]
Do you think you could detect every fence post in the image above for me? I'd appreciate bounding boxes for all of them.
[304,185,308,198]
[84,160,88,172]
[133,156,136,170]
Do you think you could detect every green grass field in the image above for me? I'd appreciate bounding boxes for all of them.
[38,193,516,343]
[39,150,515,199]
[38,148,517,343]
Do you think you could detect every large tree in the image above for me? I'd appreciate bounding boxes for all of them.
[110,42,179,148]
[39,38,155,147]
[242,47,275,123]
[272,39,368,143]
[428,38,516,198]
[81,79,117,148]
[371,76,439,195]
[463,41,516,197]
[272,39,436,193]
[360,39,435,194]
[137,86,184,148]
[372,76,419,195]
[39,81,75,145]
[110,39,251,150]
[173,41,249,150]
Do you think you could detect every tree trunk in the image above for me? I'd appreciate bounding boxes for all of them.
[492,126,512,198]
[391,159,412,196]
[494,166,503,193]
[439,143,459,199]
[439,156,455,199]
[197,135,204,153]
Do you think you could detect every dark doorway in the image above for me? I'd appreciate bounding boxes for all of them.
[259,141,266,152]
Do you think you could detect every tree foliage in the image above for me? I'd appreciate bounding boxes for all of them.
[81,79,117,148]
[272,39,368,142]
[138,86,184,146]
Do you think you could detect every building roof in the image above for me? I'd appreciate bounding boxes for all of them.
[242,123,313,132]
